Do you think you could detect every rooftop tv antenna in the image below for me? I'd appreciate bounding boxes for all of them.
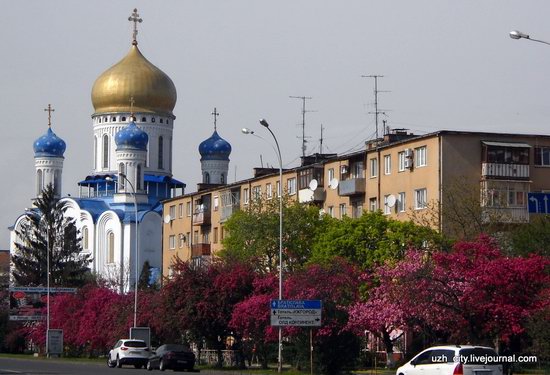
[361,75,390,141]
[290,95,315,158]
[319,124,324,154]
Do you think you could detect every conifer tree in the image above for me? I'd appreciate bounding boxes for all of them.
[12,184,91,287]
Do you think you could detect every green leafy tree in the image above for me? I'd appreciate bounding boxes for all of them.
[310,211,447,270]
[508,215,550,257]
[12,184,91,287]
[220,197,325,273]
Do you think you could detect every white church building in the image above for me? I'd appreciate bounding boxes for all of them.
[10,12,192,291]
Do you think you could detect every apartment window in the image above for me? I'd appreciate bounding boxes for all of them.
[186,232,191,247]
[266,183,273,199]
[327,206,334,218]
[193,231,199,244]
[186,201,192,216]
[383,195,391,215]
[213,196,219,211]
[534,146,550,166]
[339,203,347,218]
[485,184,527,208]
[328,168,335,183]
[415,146,427,167]
[352,162,364,178]
[384,155,391,175]
[213,227,219,244]
[178,203,183,218]
[369,197,378,212]
[243,188,250,204]
[287,178,297,195]
[252,185,261,200]
[276,181,281,197]
[398,152,405,172]
[415,188,427,209]
[169,205,176,219]
[179,233,185,248]
[169,235,176,250]
[487,145,529,164]
[369,158,378,178]
[351,200,364,218]
[398,192,406,212]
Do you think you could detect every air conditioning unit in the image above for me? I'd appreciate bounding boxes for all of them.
[404,158,412,169]
[404,148,412,158]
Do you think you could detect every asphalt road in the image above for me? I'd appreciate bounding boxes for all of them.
[0,357,267,375]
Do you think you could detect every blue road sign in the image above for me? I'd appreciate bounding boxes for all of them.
[528,193,550,214]
[270,300,323,327]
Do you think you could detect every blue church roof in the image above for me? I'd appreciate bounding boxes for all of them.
[199,130,231,161]
[33,128,66,157]
[115,121,148,151]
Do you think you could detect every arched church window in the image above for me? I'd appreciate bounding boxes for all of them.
[98,118,102,124]
[54,170,61,196]
[137,164,142,190]
[103,134,109,169]
[82,226,89,250]
[121,116,126,122]
[160,118,163,124]
[221,173,225,184]
[151,117,156,123]
[37,169,43,195]
[107,232,115,263]
[204,172,210,184]
[112,117,116,122]
[94,136,97,170]
[158,136,164,170]
[118,163,125,190]
[142,117,146,122]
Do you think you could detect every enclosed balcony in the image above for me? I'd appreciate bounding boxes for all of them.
[338,178,366,196]
[191,243,211,257]
[193,209,211,226]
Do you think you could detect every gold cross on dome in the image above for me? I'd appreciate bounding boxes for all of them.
[128,8,143,45]
[129,96,135,120]
[44,104,55,128]
[211,107,220,130]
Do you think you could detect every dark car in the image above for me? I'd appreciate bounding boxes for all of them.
[147,344,196,372]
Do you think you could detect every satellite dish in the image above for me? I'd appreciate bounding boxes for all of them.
[329,178,339,190]
[309,179,318,191]
[163,215,171,224]
[387,194,397,208]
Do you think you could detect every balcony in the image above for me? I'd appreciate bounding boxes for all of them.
[481,163,529,179]
[193,210,211,226]
[221,205,240,222]
[481,207,529,223]
[298,187,326,203]
[191,243,211,257]
[338,178,366,196]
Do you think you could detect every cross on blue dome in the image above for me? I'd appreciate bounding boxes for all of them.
[199,130,232,160]
[115,121,148,150]
[33,128,66,157]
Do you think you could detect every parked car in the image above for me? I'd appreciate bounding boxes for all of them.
[107,339,150,369]
[146,344,196,372]
[396,345,503,375]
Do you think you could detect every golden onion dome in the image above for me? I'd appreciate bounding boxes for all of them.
[91,44,177,117]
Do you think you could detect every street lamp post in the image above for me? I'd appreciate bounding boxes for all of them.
[509,30,550,46]
[242,119,283,373]
[107,173,139,328]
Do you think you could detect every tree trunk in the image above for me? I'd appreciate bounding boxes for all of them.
[382,330,396,369]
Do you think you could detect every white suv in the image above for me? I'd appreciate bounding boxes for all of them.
[397,345,503,375]
[107,339,150,369]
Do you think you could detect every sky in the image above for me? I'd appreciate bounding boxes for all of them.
[1,1,550,249]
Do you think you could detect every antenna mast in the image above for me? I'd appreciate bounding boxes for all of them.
[290,95,314,158]
[319,124,324,154]
[361,75,388,141]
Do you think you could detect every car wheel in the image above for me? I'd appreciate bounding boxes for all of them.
[159,359,166,371]
[147,361,153,371]
[107,357,115,368]
[116,355,122,368]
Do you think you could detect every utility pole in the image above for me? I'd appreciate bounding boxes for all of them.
[361,75,389,141]
[290,96,314,158]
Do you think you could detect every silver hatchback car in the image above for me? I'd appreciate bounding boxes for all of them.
[397,345,503,375]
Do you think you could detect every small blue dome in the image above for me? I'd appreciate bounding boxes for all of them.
[33,128,66,157]
[115,121,148,151]
[199,130,231,160]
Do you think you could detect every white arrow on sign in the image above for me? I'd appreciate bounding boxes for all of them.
[544,196,549,214]
[529,196,540,213]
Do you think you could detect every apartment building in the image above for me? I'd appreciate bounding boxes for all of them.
[162,130,550,277]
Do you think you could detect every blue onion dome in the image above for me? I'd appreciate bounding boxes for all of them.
[199,130,232,160]
[33,128,66,157]
[115,121,148,150]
